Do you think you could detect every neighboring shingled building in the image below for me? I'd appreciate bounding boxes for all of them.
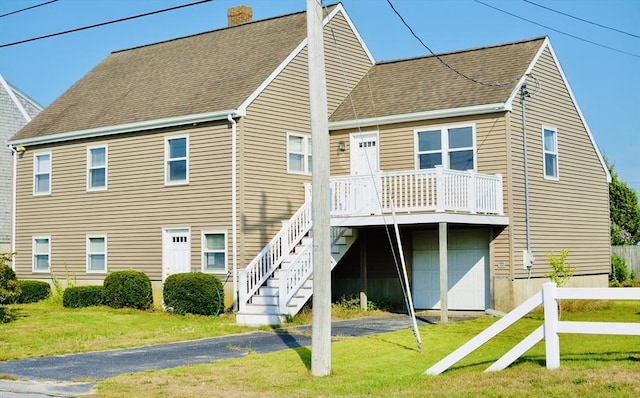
[0,74,42,253]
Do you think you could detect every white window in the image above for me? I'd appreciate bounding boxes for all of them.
[165,136,188,184]
[543,127,559,179]
[32,236,50,272]
[202,232,227,273]
[287,133,312,174]
[416,125,475,171]
[87,146,107,190]
[33,152,51,195]
[87,235,107,273]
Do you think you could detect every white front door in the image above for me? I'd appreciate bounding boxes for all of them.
[162,228,191,281]
[350,132,379,176]
[412,230,489,310]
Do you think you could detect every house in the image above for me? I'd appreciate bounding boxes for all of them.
[8,4,610,325]
[0,73,42,253]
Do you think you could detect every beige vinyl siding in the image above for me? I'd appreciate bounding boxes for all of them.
[14,122,233,280]
[330,114,512,277]
[238,11,372,267]
[507,47,610,279]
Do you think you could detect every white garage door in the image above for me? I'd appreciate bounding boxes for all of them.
[412,229,489,310]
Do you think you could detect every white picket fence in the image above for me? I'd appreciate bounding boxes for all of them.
[425,282,640,375]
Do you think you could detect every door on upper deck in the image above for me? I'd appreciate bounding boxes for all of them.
[350,132,379,176]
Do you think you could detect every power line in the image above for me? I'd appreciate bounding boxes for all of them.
[523,0,640,39]
[385,0,524,87]
[0,0,58,19]
[0,0,213,49]
[475,0,639,58]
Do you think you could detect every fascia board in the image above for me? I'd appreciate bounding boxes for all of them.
[504,38,548,108]
[329,103,507,130]
[237,4,374,115]
[543,39,611,182]
[9,110,239,146]
[0,73,32,122]
[330,4,375,64]
[505,37,611,183]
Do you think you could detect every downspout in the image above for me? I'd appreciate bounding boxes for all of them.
[521,83,534,275]
[227,114,238,311]
[9,144,18,270]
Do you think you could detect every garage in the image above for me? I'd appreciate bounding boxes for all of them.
[412,229,489,310]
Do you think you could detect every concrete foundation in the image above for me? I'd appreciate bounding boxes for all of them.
[494,273,609,312]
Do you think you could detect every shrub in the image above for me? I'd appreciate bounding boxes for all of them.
[103,270,153,310]
[0,306,17,323]
[545,249,574,287]
[0,261,21,306]
[63,286,104,308]
[163,273,224,316]
[17,280,51,303]
[610,255,629,284]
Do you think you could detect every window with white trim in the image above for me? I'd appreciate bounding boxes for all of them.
[87,235,107,273]
[32,236,50,272]
[543,127,559,179]
[416,125,475,171]
[165,136,188,184]
[87,146,107,190]
[202,232,226,273]
[287,133,312,174]
[33,152,51,195]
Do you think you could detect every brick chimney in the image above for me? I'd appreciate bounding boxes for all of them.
[228,5,252,27]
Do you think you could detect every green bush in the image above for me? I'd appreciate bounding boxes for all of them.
[0,306,17,323]
[610,255,629,284]
[103,270,153,310]
[63,286,104,308]
[163,272,223,316]
[0,262,21,305]
[17,280,51,303]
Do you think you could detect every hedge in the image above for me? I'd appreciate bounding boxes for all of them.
[163,272,224,316]
[63,285,104,308]
[17,280,51,303]
[102,270,153,310]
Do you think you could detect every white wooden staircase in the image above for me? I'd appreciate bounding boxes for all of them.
[236,199,358,326]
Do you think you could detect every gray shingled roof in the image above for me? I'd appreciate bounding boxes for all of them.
[329,37,545,123]
[12,10,312,141]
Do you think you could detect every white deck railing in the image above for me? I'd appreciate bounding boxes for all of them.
[425,283,640,375]
[306,167,503,217]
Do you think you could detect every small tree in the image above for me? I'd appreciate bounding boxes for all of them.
[607,161,640,245]
[545,249,574,287]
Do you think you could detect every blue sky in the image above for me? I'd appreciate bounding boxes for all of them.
[1,0,638,193]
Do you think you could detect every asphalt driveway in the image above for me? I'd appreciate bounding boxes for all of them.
[0,313,460,397]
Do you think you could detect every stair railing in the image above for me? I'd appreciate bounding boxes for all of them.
[238,199,312,311]
[278,226,348,314]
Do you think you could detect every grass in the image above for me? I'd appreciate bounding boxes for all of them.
[0,300,254,360]
[1,299,638,397]
[92,300,640,398]
[0,299,384,361]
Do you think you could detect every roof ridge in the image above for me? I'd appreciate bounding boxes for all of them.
[111,7,310,54]
[376,35,547,65]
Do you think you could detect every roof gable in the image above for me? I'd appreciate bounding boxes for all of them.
[0,73,42,123]
[522,38,611,182]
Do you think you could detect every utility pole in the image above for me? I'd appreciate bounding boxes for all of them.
[307,0,331,377]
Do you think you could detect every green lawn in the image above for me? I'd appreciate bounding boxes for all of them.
[94,301,640,397]
[1,300,638,397]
